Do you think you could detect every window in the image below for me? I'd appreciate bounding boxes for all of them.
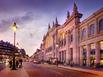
[88,24,95,36]
[70,48,73,61]
[90,43,95,66]
[100,41,103,49]
[99,41,103,65]
[90,43,95,58]
[68,34,73,43]
[70,34,73,42]
[59,39,63,47]
[82,46,87,66]
[99,18,103,32]
[63,38,66,46]
[81,28,86,40]
[59,52,62,62]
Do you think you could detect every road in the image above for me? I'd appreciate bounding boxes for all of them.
[23,62,101,77]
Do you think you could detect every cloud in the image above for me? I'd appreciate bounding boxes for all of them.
[0,12,34,32]
[0,0,70,14]
[0,0,103,56]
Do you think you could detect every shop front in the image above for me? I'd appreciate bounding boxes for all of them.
[82,46,87,66]
[100,41,103,67]
[90,49,95,66]
[90,44,95,67]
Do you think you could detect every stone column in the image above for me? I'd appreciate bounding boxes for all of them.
[76,47,80,65]
[86,44,90,67]
[95,42,100,66]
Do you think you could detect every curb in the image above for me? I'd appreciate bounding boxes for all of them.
[58,65,103,76]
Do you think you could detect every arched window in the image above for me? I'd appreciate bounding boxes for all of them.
[88,24,95,36]
[99,18,103,32]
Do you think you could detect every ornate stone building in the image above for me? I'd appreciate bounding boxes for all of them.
[35,3,103,67]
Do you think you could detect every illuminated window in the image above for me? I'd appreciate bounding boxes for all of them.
[82,45,87,59]
[90,44,95,55]
[83,45,86,49]
[100,54,103,59]
[100,60,103,65]
[63,33,65,39]
[100,41,103,49]
[82,45,87,66]
[90,43,95,66]
[90,43,95,49]
[100,41,103,65]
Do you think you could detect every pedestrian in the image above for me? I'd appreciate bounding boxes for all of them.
[16,60,19,68]
[19,59,23,68]
[9,60,12,68]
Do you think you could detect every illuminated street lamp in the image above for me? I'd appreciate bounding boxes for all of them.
[11,22,17,70]
[56,43,59,66]
[56,43,59,58]
[56,44,59,48]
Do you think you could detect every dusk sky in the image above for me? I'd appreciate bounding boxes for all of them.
[0,0,103,56]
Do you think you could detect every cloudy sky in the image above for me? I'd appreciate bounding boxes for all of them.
[0,0,103,56]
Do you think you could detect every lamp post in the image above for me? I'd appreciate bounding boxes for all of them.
[11,22,17,70]
[56,43,59,66]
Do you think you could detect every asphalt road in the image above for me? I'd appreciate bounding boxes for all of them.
[23,62,100,77]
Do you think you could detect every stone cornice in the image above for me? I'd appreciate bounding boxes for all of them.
[79,7,103,26]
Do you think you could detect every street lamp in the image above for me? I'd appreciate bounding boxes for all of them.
[56,43,59,58]
[11,22,17,70]
[56,43,59,66]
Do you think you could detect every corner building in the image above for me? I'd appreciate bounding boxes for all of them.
[42,3,103,67]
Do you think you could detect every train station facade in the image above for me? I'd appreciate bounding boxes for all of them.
[34,3,103,67]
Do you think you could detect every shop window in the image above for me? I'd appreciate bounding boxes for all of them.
[100,41,103,49]
[100,41,103,66]
[82,47,87,60]
[82,46,87,66]
[100,50,103,65]
[90,44,95,66]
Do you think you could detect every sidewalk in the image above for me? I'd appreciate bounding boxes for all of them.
[58,65,103,76]
[0,63,5,71]
[40,63,103,76]
[0,67,29,77]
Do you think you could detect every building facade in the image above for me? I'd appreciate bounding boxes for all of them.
[34,3,103,67]
[0,40,20,63]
